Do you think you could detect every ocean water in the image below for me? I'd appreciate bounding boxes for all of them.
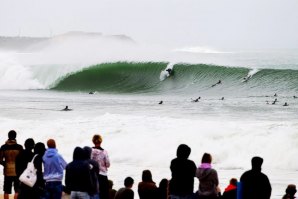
[0,35,298,198]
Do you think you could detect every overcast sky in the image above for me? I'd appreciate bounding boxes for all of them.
[1,0,298,48]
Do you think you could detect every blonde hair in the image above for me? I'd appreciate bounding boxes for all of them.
[92,134,103,145]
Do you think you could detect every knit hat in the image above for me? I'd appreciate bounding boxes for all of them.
[92,134,103,145]
[47,139,56,148]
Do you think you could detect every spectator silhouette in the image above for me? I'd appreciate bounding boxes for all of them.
[138,170,157,199]
[240,156,271,199]
[222,178,237,199]
[32,142,46,199]
[169,144,197,199]
[0,130,23,199]
[108,180,117,199]
[156,178,169,199]
[16,138,35,199]
[196,153,220,199]
[282,184,296,199]
[91,134,111,199]
[43,139,67,199]
[115,177,134,199]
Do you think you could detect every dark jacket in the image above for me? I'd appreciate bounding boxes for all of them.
[115,188,134,199]
[196,167,219,197]
[0,139,23,176]
[138,181,157,199]
[16,149,34,177]
[65,147,93,193]
[240,169,271,199]
[169,144,197,196]
[222,184,237,199]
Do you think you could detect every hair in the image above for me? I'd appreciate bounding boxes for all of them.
[24,138,35,150]
[286,184,297,195]
[92,134,103,145]
[108,180,114,189]
[176,144,191,159]
[8,130,17,140]
[230,178,238,186]
[34,142,46,156]
[201,153,212,163]
[142,170,154,183]
[124,177,134,187]
[47,139,56,148]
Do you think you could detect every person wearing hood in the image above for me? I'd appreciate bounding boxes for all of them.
[196,153,220,199]
[83,146,100,199]
[240,156,271,199]
[43,139,67,199]
[0,130,23,199]
[65,147,94,199]
[169,144,197,199]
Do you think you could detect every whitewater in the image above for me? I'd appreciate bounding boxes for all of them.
[0,33,297,199]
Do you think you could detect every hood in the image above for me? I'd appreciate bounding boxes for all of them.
[196,168,213,180]
[44,148,58,158]
[73,147,85,160]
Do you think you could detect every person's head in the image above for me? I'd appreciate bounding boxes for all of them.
[124,177,134,188]
[24,138,35,150]
[229,178,238,186]
[251,156,263,171]
[47,139,56,149]
[176,144,191,159]
[159,178,169,189]
[73,147,85,160]
[201,153,212,164]
[108,180,114,189]
[83,146,92,159]
[285,184,297,196]
[142,170,154,183]
[92,134,103,146]
[8,130,17,140]
[34,142,46,156]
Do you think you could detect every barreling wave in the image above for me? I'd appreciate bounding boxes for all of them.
[51,62,298,96]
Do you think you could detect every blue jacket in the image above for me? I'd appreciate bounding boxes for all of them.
[43,148,67,182]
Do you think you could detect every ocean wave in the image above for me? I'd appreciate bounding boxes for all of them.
[51,62,298,95]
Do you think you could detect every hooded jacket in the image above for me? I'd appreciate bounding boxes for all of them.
[196,166,219,197]
[43,148,67,182]
[65,147,93,193]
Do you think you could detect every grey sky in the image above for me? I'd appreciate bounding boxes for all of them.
[1,0,298,48]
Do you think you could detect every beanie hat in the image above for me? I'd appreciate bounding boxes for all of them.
[92,134,103,145]
[47,139,56,148]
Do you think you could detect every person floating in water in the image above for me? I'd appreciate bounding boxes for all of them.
[283,102,289,106]
[274,93,277,97]
[211,80,222,87]
[166,68,173,76]
[293,96,297,99]
[191,97,201,102]
[89,91,95,94]
[158,101,163,104]
[62,106,72,111]
[221,97,224,100]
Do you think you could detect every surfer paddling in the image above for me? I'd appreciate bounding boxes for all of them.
[211,80,222,87]
[191,97,201,102]
[62,106,72,111]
